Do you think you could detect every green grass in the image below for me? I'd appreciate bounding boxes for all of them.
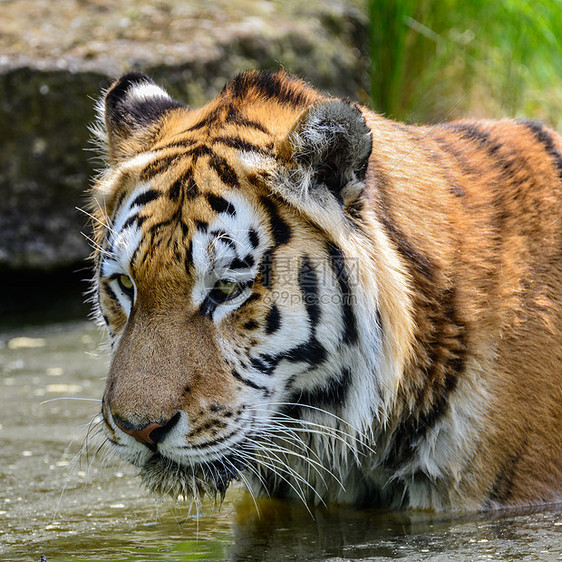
[367,0,562,128]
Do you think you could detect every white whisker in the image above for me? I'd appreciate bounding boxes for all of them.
[40,397,101,405]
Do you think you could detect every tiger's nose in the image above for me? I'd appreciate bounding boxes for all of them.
[114,412,181,450]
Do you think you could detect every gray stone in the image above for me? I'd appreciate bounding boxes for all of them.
[0,1,368,271]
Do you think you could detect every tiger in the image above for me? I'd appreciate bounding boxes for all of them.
[89,69,562,512]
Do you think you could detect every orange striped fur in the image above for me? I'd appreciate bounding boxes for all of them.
[90,71,562,510]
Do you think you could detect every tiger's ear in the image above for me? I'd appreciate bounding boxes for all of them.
[275,100,372,227]
[96,72,184,164]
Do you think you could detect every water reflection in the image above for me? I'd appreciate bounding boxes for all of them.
[229,497,562,561]
[0,322,560,561]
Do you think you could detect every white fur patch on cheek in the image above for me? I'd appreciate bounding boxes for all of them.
[113,228,143,271]
[112,182,153,231]
[255,304,310,355]
[102,182,155,273]
[191,229,214,306]
[310,265,345,353]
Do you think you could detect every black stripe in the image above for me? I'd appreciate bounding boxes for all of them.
[230,254,255,270]
[229,257,247,270]
[129,243,143,269]
[245,330,327,382]
[232,370,270,395]
[140,154,180,180]
[187,144,213,162]
[209,154,238,187]
[377,210,435,281]
[185,240,193,271]
[244,319,259,330]
[169,168,198,200]
[168,178,181,202]
[487,437,527,506]
[207,193,236,215]
[168,169,198,202]
[326,242,358,344]
[252,335,327,381]
[187,110,220,132]
[195,220,208,233]
[383,287,466,469]
[154,139,196,152]
[299,256,321,328]
[261,196,291,246]
[444,122,493,147]
[130,189,161,209]
[112,190,128,218]
[283,338,326,366]
[433,134,479,177]
[443,122,514,177]
[102,281,119,305]
[520,119,562,180]
[185,176,198,198]
[371,155,436,281]
[409,130,467,198]
[289,367,352,410]
[264,305,281,335]
[248,228,260,249]
[172,240,181,262]
[122,214,147,230]
[187,427,246,450]
[214,136,270,155]
[244,292,261,306]
[227,71,311,108]
[148,219,173,236]
[133,218,176,267]
[224,107,270,134]
[250,355,278,376]
[179,219,189,238]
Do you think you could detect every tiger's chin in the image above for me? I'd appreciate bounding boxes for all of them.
[138,452,246,501]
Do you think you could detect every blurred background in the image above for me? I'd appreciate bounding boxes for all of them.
[1,0,561,326]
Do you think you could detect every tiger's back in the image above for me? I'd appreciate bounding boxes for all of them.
[362,114,562,508]
[90,70,562,511]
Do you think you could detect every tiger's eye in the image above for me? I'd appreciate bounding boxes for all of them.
[119,275,133,289]
[215,279,238,296]
[117,274,134,297]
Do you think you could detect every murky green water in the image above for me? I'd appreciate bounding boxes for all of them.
[1,321,561,561]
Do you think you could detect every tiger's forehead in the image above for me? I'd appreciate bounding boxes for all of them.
[155,70,319,141]
[105,154,270,282]
[95,70,322,225]
[95,72,322,283]
[103,87,301,224]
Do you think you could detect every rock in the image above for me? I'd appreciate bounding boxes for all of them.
[0,69,105,270]
[0,0,369,271]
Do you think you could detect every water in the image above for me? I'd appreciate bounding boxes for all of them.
[1,321,561,561]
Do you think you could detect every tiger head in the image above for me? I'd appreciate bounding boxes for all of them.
[90,71,408,502]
